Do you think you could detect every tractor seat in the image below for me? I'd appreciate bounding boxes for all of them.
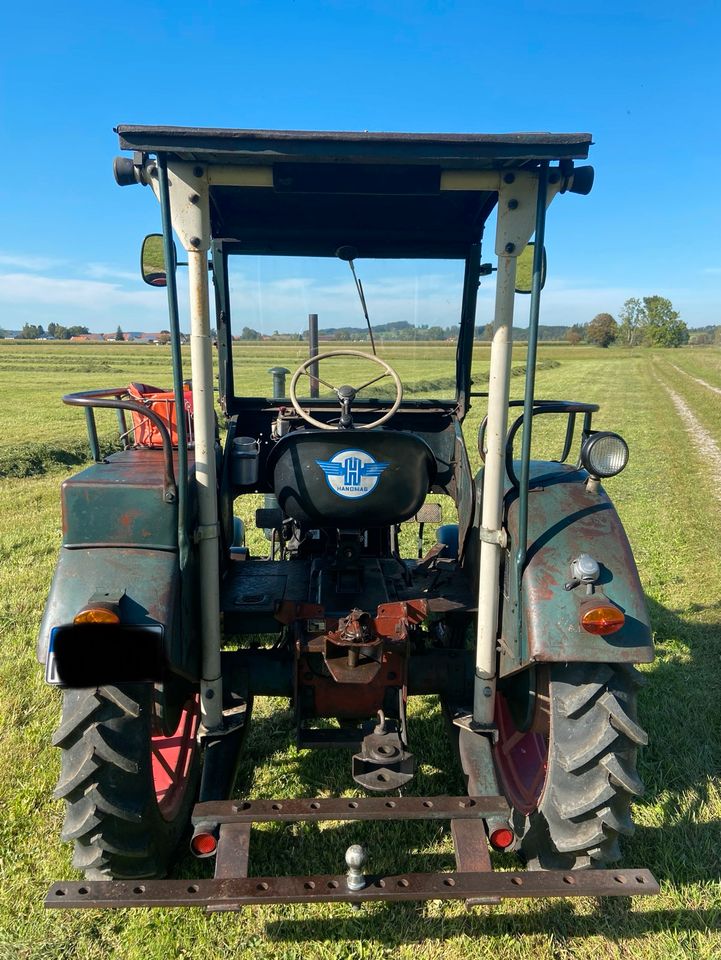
[267,429,437,527]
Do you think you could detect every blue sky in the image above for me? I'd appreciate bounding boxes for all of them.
[1,0,719,333]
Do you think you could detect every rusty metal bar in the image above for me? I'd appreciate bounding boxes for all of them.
[451,819,492,873]
[451,818,499,907]
[45,868,658,910]
[192,795,508,825]
[214,822,251,880]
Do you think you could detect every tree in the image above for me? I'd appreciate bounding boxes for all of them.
[642,295,688,347]
[586,313,617,348]
[565,328,581,346]
[115,325,125,342]
[240,326,262,340]
[21,323,44,339]
[618,298,645,346]
[66,325,90,338]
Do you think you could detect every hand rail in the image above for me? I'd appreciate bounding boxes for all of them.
[478,399,599,486]
[62,387,177,503]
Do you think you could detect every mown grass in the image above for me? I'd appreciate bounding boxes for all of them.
[0,341,720,959]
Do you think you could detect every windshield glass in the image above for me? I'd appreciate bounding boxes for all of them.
[227,255,466,401]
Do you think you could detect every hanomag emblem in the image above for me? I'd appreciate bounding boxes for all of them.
[316,449,389,499]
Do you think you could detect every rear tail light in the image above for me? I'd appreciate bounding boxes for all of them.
[190,826,218,857]
[489,826,515,850]
[581,603,625,635]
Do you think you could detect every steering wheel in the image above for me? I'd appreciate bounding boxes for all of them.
[289,350,403,430]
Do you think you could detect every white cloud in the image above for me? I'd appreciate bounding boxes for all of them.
[0,258,715,334]
[0,272,161,309]
[0,252,67,271]
[84,263,141,283]
[228,269,465,331]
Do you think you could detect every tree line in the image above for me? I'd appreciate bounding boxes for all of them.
[566,296,691,348]
[10,322,92,340]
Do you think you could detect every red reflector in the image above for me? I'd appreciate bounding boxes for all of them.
[581,604,625,635]
[191,832,217,856]
[489,827,515,850]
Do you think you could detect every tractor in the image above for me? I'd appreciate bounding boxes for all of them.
[40,126,658,911]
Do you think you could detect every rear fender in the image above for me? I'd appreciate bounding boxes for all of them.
[473,463,653,676]
[501,463,652,674]
[37,547,199,681]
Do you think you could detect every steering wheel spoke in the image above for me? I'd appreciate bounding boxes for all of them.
[302,370,339,393]
[355,370,391,393]
[289,350,403,430]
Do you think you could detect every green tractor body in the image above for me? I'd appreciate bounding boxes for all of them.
[39,126,657,910]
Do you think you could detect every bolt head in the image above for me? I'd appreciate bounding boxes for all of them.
[507,198,519,210]
[345,844,367,870]
[189,236,201,248]
[505,242,516,254]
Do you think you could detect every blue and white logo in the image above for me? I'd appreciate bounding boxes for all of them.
[316,449,389,499]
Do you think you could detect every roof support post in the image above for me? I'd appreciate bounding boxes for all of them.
[473,172,543,726]
[188,247,223,733]
[164,160,223,733]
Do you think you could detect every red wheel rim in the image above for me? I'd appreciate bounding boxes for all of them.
[151,695,199,821]
[493,692,548,815]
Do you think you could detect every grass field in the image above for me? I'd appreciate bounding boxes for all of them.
[1,340,720,959]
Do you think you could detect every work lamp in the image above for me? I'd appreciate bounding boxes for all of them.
[580,431,629,479]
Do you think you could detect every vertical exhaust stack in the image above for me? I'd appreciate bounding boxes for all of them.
[308,313,319,399]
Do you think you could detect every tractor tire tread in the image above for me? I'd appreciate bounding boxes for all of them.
[519,663,645,870]
[53,684,198,880]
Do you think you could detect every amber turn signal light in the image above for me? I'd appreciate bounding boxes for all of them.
[581,604,625,635]
[73,606,120,625]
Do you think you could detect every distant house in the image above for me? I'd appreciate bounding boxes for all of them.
[69,334,105,342]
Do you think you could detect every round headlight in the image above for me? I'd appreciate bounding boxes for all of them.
[581,431,629,479]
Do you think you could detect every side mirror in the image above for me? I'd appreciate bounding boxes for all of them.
[141,234,176,287]
[515,242,547,295]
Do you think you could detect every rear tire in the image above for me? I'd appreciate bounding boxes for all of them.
[53,683,200,879]
[494,663,647,869]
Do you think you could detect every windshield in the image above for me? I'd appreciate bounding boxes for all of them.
[226,255,466,401]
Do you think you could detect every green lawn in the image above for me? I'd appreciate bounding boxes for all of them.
[0,341,720,959]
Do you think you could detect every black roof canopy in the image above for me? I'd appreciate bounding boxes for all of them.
[116,126,593,258]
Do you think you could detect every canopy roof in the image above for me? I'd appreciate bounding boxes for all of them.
[116,126,593,258]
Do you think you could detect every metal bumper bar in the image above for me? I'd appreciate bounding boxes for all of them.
[45,795,658,911]
[46,868,658,911]
[192,794,508,823]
